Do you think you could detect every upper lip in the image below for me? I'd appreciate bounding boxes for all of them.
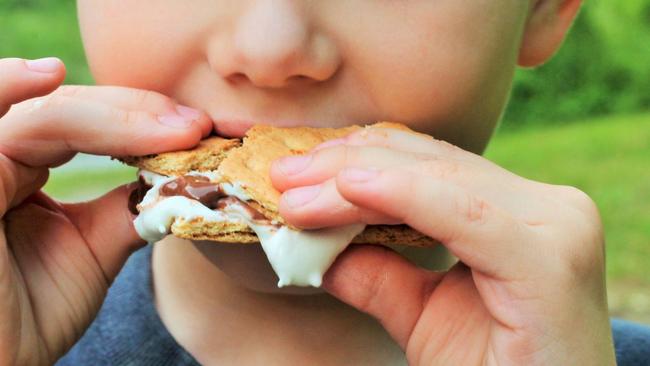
[210,117,327,138]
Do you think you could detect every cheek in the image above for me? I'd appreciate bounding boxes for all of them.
[77,0,204,93]
[338,1,527,138]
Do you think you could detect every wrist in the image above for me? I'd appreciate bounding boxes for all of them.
[544,299,615,365]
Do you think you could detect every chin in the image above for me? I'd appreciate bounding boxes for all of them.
[192,240,325,295]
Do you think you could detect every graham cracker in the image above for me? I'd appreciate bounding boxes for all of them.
[117,137,240,176]
[172,218,437,247]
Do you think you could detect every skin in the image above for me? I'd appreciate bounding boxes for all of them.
[0,0,615,365]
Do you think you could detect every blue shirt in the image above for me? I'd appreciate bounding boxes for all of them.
[57,245,199,366]
[57,245,650,365]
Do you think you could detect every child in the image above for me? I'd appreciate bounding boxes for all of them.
[0,0,648,364]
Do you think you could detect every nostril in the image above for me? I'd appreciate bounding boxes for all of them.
[287,74,314,85]
[227,71,314,88]
[227,72,249,84]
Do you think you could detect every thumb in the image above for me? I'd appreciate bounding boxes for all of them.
[63,183,145,281]
[0,57,66,116]
[322,245,444,349]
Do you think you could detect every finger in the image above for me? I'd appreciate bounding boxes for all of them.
[53,85,213,137]
[278,145,540,232]
[0,95,208,167]
[0,57,65,116]
[8,169,49,211]
[335,167,531,278]
[271,145,420,192]
[406,263,490,364]
[317,127,475,163]
[279,178,398,229]
[63,183,145,280]
[21,190,63,213]
[0,154,49,214]
[322,245,444,349]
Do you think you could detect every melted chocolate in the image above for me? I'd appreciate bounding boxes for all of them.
[133,174,272,224]
[128,176,152,215]
[215,196,268,222]
[160,175,226,209]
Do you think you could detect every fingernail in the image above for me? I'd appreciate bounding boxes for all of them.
[312,138,346,151]
[340,168,379,182]
[158,114,193,128]
[284,185,321,208]
[176,105,201,120]
[25,57,62,73]
[277,155,312,176]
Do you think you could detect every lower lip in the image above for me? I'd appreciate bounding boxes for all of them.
[212,118,327,138]
[212,120,256,138]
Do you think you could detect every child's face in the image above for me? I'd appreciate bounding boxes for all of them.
[77,0,537,292]
[77,0,531,154]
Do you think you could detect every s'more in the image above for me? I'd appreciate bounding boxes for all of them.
[121,122,437,287]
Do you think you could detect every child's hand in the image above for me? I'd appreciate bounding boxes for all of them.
[0,57,211,365]
[271,127,616,365]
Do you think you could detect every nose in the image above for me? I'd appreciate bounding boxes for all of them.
[209,0,341,88]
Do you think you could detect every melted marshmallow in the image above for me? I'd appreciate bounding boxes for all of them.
[252,223,365,287]
[222,202,365,287]
[133,170,366,287]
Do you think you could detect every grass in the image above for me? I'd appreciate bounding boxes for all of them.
[0,0,93,85]
[486,114,650,285]
[45,166,136,201]
[485,114,650,323]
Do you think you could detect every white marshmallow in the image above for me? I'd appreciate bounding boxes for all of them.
[133,170,365,287]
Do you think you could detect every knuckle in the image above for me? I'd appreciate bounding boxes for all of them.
[419,158,460,180]
[561,185,599,216]
[363,127,391,144]
[314,144,352,167]
[342,145,364,166]
[37,94,65,109]
[432,138,460,153]
[130,88,175,112]
[457,193,489,225]
[24,95,67,118]
[111,108,131,125]
[112,108,149,127]
[347,127,390,146]
[131,88,153,107]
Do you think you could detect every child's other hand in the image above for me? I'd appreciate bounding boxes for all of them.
[0,57,211,365]
[271,127,616,365]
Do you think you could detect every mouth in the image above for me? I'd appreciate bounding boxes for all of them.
[211,119,256,138]
[210,116,346,138]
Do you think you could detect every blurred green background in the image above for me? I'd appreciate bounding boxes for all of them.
[1,0,649,323]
